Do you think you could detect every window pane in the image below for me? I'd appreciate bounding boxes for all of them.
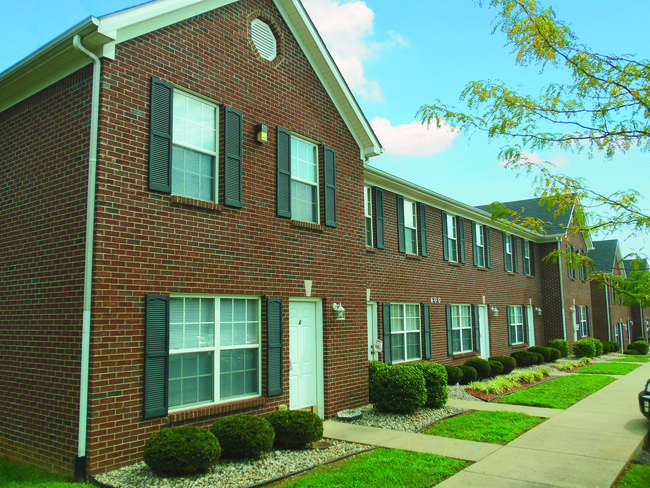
[172,147,215,201]
[406,332,421,359]
[405,228,417,254]
[462,329,472,351]
[220,349,258,400]
[291,180,317,223]
[169,352,213,408]
[452,329,461,354]
[391,304,404,331]
[391,334,405,362]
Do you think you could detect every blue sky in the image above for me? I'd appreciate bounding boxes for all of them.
[2,0,648,258]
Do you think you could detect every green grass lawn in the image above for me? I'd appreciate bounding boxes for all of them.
[614,463,650,488]
[576,363,641,375]
[268,448,469,488]
[492,374,615,409]
[423,410,545,444]
[0,457,87,487]
[608,355,650,363]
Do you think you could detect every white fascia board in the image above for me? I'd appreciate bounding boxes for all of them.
[273,0,382,160]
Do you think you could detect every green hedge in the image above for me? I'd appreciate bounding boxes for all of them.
[488,356,517,374]
[572,339,596,358]
[548,339,569,358]
[210,415,274,459]
[527,346,554,362]
[445,365,463,385]
[628,340,649,355]
[488,359,504,376]
[369,360,389,404]
[463,358,491,380]
[372,363,426,413]
[266,410,323,449]
[510,351,537,367]
[404,362,449,408]
[458,365,477,385]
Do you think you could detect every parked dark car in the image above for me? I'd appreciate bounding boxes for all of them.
[640,379,650,420]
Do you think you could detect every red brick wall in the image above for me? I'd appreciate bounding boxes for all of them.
[365,189,545,365]
[561,230,593,347]
[0,68,92,474]
[86,0,368,473]
[590,282,610,342]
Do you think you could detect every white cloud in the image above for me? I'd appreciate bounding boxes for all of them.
[370,116,460,157]
[302,0,407,102]
[497,150,570,168]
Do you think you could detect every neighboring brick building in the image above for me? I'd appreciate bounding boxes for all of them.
[1,0,382,478]
[623,259,650,342]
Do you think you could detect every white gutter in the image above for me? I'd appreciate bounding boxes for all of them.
[72,34,100,483]
[557,237,567,341]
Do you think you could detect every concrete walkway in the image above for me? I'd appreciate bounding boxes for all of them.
[324,362,650,488]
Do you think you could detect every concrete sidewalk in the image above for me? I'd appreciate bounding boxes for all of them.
[324,362,650,488]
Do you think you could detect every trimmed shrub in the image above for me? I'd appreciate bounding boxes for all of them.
[628,340,649,355]
[510,351,537,367]
[548,339,569,358]
[488,355,517,374]
[624,348,640,355]
[603,341,620,353]
[588,338,604,356]
[210,415,274,459]
[373,364,426,414]
[369,360,389,404]
[635,337,647,343]
[548,347,561,361]
[405,362,448,408]
[531,352,545,365]
[527,346,553,362]
[573,339,597,358]
[458,365,477,385]
[463,358,491,380]
[445,365,463,385]
[266,410,323,450]
[143,426,221,477]
[488,359,504,377]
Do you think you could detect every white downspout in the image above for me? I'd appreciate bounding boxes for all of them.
[72,34,100,483]
[557,237,567,341]
[605,285,612,341]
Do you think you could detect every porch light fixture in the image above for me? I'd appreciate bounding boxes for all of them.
[255,124,268,143]
[333,302,345,320]
[569,305,576,312]
[535,307,542,315]
[490,306,499,316]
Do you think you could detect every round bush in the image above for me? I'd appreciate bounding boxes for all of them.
[572,339,596,358]
[210,415,274,459]
[369,360,389,404]
[458,365,477,385]
[373,364,426,414]
[527,346,553,362]
[548,347,561,362]
[629,340,649,355]
[405,362,448,408]
[603,341,620,353]
[635,337,647,343]
[488,359,504,377]
[548,339,569,358]
[532,352,545,365]
[588,338,604,356]
[510,351,537,367]
[488,356,517,374]
[143,426,221,477]
[265,410,323,449]
[624,348,640,355]
[445,365,463,385]
[463,358,491,380]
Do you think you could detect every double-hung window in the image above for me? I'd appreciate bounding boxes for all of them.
[522,240,531,275]
[290,137,319,224]
[504,233,516,272]
[577,305,589,337]
[472,223,491,267]
[389,303,421,363]
[168,296,261,410]
[442,212,464,262]
[567,245,575,278]
[404,199,418,254]
[364,186,373,247]
[449,304,473,354]
[446,213,458,262]
[507,305,525,344]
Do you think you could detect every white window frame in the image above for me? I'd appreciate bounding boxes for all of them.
[390,303,421,363]
[446,213,458,262]
[404,199,418,255]
[450,304,473,354]
[474,223,485,267]
[290,135,319,224]
[523,240,531,275]
[168,295,261,411]
[364,186,373,247]
[578,305,588,337]
[508,305,525,344]
[172,90,219,202]
[504,234,514,272]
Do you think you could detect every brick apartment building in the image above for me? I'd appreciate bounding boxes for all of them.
[623,259,650,342]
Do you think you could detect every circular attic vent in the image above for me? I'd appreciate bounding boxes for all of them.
[251,19,277,61]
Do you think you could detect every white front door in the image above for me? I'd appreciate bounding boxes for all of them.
[289,301,322,414]
[367,303,378,361]
[526,305,536,346]
[477,305,490,359]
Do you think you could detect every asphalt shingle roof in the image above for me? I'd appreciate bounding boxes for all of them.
[589,240,619,273]
[476,197,573,236]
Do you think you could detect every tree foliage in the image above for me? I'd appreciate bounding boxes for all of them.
[417,0,649,300]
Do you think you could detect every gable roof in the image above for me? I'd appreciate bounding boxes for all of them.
[590,239,622,274]
[0,0,382,159]
[623,258,649,276]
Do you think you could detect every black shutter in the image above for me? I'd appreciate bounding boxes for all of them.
[423,303,431,359]
[472,304,480,353]
[472,222,478,265]
[530,241,536,276]
[586,306,591,336]
[276,128,291,218]
[267,298,284,397]
[458,217,466,264]
[485,227,492,268]
[144,294,169,419]
[442,211,449,261]
[522,306,529,343]
[224,107,243,208]
[374,187,385,250]
[503,233,510,272]
[507,306,514,346]
[149,78,173,193]
[446,304,453,356]
[513,236,519,273]
[382,303,392,365]
[397,195,405,253]
[323,146,337,227]
[567,245,574,278]
[419,203,428,257]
